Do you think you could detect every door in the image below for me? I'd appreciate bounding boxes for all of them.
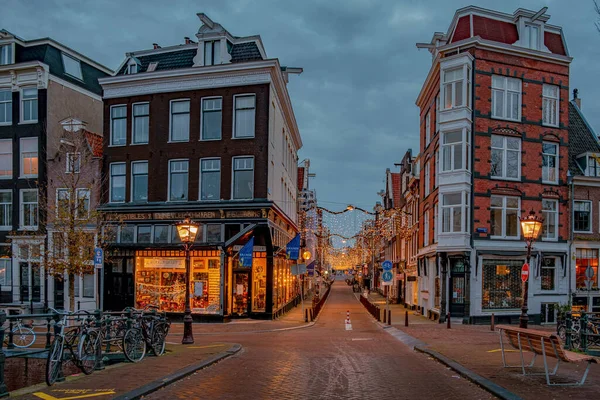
[232,272,249,316]
[20,262,29,302]
[54,278,65,310]
[104,258,134,311]
[450,275,465,317]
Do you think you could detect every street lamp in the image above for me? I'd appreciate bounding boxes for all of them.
[175,217,200,344]
[519,210,543,329]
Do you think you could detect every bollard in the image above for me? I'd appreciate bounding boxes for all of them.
[45,315,52,349]
[305,309,309,323]
[388,310,391,326]
[0,311,7,397]
[310,308,314,321]
[490,313,495,331]
[94,310,105,371]
[447,313,451,329]
[383,309,387,324]
[377,307,381,322]
[405,310,409,327]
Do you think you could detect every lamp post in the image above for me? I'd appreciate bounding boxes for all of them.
[175,217,200,344]
[519,210,543,329]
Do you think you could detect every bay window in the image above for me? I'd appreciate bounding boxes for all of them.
[490,195,520,239]
[441,128,469,172]
[169,160,188,201]
[573,200,592,232]
[491,135,520,180]
[541,199,558,241]
[442,66,471,109]
[492,76,521,121]
[542,142,558,184]
[441,192,468,233]
[542,84,559,127]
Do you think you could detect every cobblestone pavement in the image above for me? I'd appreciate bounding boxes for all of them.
[148,283,494,400]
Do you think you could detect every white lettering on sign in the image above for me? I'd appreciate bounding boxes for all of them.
[143,257,185,269]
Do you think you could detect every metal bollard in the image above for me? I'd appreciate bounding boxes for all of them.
[490,313,495,331]
[377,307,381,322]
[447,313,451,329]
[45,315,52,349]
[383,309,387,324]
[405,310,409,327]
[305,308,309,323]
[94,310,105,371]
[388,310,391,326]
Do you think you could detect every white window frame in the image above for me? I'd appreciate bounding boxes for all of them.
[490,195,521,239]
[20,137,38,178]
[169,99,190,143]
[131,102,149,145]
[424,210,429,247]
[66,152,81,174]
[491,75,521,121]
[440,192,468,234]
[540,259,557,292]
[109,162,126,204]
[233,94,256,139]
[61,53,83,80]
[542,199,558,241]
[56,188,70,218]
[491,135,521,181]
[425,110,431,146]
[19,189,38,230]
[440,128,470,172]
[542,84,559,127]
[76,188,90,220]
[231,156,254,200]
[200,97,223,141]
[131,161,148,203]
[587,155,600,177]
[0,88,11,125]
[0,189,11,230]
[199,158,221,201]
[168,159,189,202]
[203,40,221,66]
[524,23,541,50]
[0,139,11,179]
[424,161,430,197]
[542,142,559,184]
[109,105,127,147]
[20,87,38,124]
[441,65,471,110]
[0,44,13,65]
[573,200,592,233]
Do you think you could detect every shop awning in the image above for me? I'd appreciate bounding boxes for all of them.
[224,223,257,250]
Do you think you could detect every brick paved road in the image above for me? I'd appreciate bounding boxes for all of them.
[148,284,494,399]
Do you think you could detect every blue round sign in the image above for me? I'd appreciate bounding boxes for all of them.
[382,271,393,282]
[382,260,392,271]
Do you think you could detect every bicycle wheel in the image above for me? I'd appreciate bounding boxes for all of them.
[78,331,100,375]
[123,328,146,363]
[46,337,64,386]
[150,323,168,356]
[12,326,35,348]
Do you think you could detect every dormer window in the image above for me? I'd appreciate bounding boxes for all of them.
[61,53,83,80]
[577,154,600,177]
[127,62,138,74]
[146,62,158,72]
[524,24,540,50]
[204,40,220,66]
[0,44,12,65]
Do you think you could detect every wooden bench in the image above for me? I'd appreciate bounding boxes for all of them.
[497,325,598,386]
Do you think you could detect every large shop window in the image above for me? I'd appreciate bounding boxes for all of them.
[169,160,189,201]
[253,258,267,312]
[273,258,296,311]
[442,66,470,109]
[441,129,469,172]
[490,196,520,239]
[491,135,520,180]
[132,103,149,144]
[492,76,521,121]
[482,259,523,310]
[573,201,592,232]
[0,89,11,124]
[110,106,127,146]
[441,192,468,233]
[576,249,598,290]
[201,98,222,140]
[200,158,220,200]
[232,157,254,200]
[542,142,558,184]
[542,199,558,240]
[135,256,221,314]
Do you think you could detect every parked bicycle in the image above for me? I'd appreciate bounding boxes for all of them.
[3,318,36,348]
[122,305,170,363]
[46,308,100,386]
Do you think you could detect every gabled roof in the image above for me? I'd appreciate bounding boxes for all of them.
[568,101,600,176]
[83,130,103,158]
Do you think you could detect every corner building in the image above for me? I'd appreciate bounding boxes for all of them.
[98,14,302,320]
[416,7,571,323]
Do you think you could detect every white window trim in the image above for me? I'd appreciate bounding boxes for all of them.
[131,102,150,145]
[439,191,469,234]
[19,137,38,179]
[542,84,560,128]
[440,63,471,111]
[76,188,91,220]
[0,138,12,179]
[542,199,559,242]
[55,188,70,218]
[491,75,522,122]
[200,96,223,141]
[130,160,148,203]
[232,94,256,139]
[0,43,14,65]
[573,200,592,234]
[0,189,11,230]
[231,155,255,200]
[440,127,470,173]
[109,162,126,204]
[425,110,431,147]
[523,23,543,51]
[168,99,190,143]
[19,86,38,124]
[109,104,127,147]
[424,161,430,197]
[424,210,430,247]
[19,189,38,230]
[491,135,521,181]
[542,142,559,184]
[540,259,557,292]
[65,152,81,174]
[167,159,189,202]
[490,196,521,240]
[0,88,12,126]
[199,157,221,202]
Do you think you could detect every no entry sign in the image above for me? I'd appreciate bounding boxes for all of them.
[521,263,529,282]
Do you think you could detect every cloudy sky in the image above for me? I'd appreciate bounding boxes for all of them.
[3,0,600,235]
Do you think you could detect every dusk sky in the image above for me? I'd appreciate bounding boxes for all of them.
[3,0,600,225]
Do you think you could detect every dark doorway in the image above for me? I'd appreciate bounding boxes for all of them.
[449,259,466,317]
[19,263,28,302]
[104,258,134,311]
[54,278,65,310]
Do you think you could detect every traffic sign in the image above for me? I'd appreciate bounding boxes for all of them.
[94,248,103,268]
[585,266,595,279]
[382,271,393,282]
[382,260,393,271]
[521,263,529,282]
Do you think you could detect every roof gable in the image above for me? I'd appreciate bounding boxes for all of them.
[568,101,600,176]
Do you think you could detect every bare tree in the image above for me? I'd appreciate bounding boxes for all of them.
[595,0,600,32]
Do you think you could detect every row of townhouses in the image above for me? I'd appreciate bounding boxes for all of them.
[0,13,310,321]
[378,6,600,324]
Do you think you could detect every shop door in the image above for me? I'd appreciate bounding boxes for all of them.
[450,275,465,317]
[104,258,134,311]
[54,278,65,310]
[232,272,249,316]
[19,263,29,302]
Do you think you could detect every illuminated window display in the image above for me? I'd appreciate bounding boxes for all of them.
[252,258,266,312]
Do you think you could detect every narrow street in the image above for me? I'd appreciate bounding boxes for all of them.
[148,282,494,399]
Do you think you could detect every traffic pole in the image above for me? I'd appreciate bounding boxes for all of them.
[447,312,451,329]
[405,310,409,327]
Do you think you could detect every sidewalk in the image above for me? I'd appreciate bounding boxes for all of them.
[360,292,600,399]
[361,290,438,326]
[13,342,240,399]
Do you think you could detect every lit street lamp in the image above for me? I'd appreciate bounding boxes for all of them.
[519,210,543,329]
[175,217,200,344]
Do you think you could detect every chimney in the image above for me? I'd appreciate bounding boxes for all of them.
[573,88,581,109]
[184,37,194,45]
[153,43,161,49]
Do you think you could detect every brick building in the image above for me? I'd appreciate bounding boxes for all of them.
[416,6,571,323]
[97,13,302,320]
[0,30,109,311]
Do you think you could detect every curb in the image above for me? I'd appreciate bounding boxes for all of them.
[167,321,315,336]
[113,343,242,400]
[414,346,522,400]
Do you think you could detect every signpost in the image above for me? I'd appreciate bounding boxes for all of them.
[94,248,104,311]
[382,260,393,318]
[382,260,392,271]
[521,263,529,282]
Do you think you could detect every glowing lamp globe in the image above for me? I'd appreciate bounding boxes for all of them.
[175,217,199,243]
[519,210,543,241]
[302,250,312,261]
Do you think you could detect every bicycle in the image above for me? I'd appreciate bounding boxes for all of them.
[46,308,100,386]
[122,306,170,363]
[3,318,36,348]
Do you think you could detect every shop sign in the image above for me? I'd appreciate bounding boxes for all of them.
[233,245,266,252]
[143,257,185,269]
[226,210,261,218]
[396,273,405,281]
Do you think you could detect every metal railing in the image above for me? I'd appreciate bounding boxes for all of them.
[560,312,600,356]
